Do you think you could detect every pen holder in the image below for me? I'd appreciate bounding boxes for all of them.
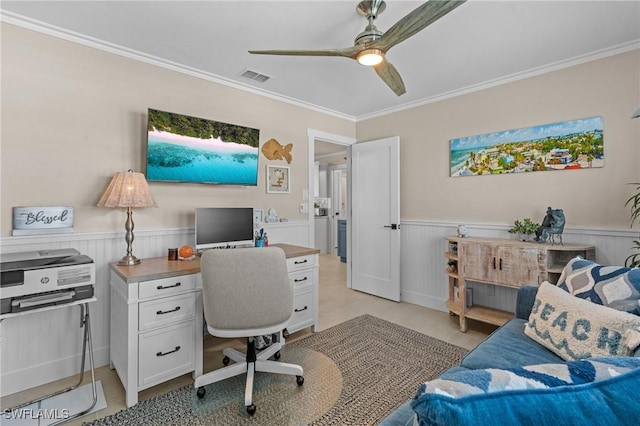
[255,238,265,247]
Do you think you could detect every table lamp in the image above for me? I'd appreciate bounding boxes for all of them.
[97,169,157,265]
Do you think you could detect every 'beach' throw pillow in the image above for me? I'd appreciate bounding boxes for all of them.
[525,282,640,361]
[411,357,640,426]
[557,257,640,315]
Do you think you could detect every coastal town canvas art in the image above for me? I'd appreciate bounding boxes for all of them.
[450,116,604,177]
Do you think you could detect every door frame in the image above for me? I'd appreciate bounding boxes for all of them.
[307,129,356,286]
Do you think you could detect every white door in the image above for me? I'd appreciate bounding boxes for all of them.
[350,136,400,301]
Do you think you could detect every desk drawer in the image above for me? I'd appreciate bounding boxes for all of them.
[290,290,313,327]
[139,321,195,388]
[139,274,196,299]
[289,269,314,289]
[139,293,195,332]
[286,255,316,272]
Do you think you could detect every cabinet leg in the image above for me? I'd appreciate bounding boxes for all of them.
[459,317,468,333]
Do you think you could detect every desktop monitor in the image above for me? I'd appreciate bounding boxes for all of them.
[195,207,254,250]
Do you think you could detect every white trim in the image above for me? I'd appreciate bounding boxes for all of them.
[0,11,356,122]
[357,40,640,121]
[306,129,356,250]
[0,227,192,247]
[0,345,110,397]
[2,221,633,248]
[4,10,637,123]
[399,219,638,238]
[398,220,639,314]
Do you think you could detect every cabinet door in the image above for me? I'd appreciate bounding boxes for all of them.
[460,242,495,282]
[495,246,540,287]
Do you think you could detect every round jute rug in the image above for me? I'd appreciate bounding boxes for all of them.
[87,346,341,425]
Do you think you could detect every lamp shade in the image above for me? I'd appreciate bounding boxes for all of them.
[97,170,157,209]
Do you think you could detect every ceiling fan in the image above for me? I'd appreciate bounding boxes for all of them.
[249,0,466,96]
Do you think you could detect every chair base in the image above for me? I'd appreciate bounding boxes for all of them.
[194,334,304,415]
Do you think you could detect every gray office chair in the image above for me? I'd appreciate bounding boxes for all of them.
[194,247,304,415]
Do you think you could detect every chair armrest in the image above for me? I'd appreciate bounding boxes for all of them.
[515,286,539,320]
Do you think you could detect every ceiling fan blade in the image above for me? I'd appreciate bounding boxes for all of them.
[373,58,406,96]
[249,46,360,60]
[374,0,466,52]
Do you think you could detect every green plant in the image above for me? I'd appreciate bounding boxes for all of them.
[508,218,540,237]
[625,182,640,267]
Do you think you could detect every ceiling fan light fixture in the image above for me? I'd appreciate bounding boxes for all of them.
[356,48,384,66]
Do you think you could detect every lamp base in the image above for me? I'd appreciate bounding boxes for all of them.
[118,255,142,266]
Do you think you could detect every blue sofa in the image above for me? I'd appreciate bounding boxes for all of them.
[380,284,640,426]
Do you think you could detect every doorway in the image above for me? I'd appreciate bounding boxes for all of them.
[307,129,355,287]
[315,143,347,256]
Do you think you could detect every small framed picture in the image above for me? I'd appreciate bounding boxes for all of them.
[253,208,264,224]
[266,165,290,194]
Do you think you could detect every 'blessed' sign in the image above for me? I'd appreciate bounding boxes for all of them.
[12,206,74,235]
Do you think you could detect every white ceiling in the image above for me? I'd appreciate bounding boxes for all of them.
[2,1,639,120]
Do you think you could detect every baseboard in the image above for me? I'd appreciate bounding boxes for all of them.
[1,345,110,397]
[401,290,447,313]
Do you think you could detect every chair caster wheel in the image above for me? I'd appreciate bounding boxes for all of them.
[296,375,304,386]
[222,356,230,366]
[196,387,206,399]
[273,351,281,360]
[247,404,256,415]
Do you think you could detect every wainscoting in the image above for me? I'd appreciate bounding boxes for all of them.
[0,221,309,396]
[1,220,635,395]
[399,221,637,313]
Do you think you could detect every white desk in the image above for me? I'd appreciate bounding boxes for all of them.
[108,244,319,407]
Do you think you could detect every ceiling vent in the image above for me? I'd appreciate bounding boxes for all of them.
[240,69,271,83]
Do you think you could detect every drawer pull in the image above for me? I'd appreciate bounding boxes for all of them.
[294,277,308,283]
[157,346,181,357]
[157,306,181,315]
[157,282,181,290]
[295,305,308,313]
[294,259,308,265]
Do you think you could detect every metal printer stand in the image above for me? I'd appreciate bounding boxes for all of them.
[1,298,98,425]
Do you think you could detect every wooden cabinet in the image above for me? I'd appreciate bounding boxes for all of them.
[446,237,595,332]
[461,243,540,287]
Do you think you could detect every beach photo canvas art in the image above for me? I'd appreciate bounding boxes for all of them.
[450,116,604,177]
[146,109,260,185]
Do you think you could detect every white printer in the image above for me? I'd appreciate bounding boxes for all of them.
[1,248,95,314]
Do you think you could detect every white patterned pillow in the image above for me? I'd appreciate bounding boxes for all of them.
[557,257,640,314]
[525,282,640,361]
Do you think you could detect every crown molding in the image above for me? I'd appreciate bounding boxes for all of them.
[356,40,640,121]
[0,11,357,123]
[2,10,638,124]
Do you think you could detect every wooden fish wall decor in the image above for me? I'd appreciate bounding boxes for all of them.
[261,138,293,164]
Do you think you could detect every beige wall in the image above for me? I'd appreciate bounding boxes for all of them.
[2,23,638,237]
[357,50,640,229]
[0,23,355,236]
